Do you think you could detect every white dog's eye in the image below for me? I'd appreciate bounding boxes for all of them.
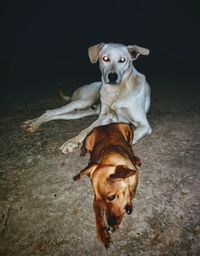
[118,57,126,63]
[103,56,110,62]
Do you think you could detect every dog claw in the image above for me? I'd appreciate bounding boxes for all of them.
[21,119,39,133]
[21,125,36,133]
[97,226,113,249]
[109,226,117,233]
[60,140,79,154]
[103,235,113,249]
[134,155,141,166]
[104,239,113,249]
[73,174,80,181]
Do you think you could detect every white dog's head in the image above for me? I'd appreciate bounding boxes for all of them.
[88,43,150,85]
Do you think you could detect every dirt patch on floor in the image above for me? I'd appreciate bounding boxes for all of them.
[0,80,200,255]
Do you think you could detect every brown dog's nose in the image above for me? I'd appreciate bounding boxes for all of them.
[107,215,117,227]
[125,205,133,215]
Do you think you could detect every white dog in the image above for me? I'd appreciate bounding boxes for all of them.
[22,43,152,154]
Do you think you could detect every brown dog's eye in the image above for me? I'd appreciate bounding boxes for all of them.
[106,194,116,201]
[103,56,110,62]
[118,57,126,63]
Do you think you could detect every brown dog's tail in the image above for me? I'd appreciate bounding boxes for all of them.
[58,89,71,102]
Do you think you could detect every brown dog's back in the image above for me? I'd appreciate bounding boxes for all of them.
[82,123,136,165]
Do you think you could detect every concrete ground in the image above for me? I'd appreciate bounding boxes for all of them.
[0,78,200,256]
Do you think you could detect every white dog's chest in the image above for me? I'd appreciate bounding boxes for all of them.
[101,84,134,110]
[100,84,136,123]
[101,84,128,105]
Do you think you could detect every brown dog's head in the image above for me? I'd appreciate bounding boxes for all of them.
[74,162,138,247]
[92,163,137,229]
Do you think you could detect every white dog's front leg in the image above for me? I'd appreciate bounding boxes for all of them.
[133,124,152,144]
[131,111,152,144]
[60,113,113,154]
[22,99,95,133]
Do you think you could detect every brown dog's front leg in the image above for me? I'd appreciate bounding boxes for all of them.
[93,199,112,249]
[73,163,99,181]
[96,225,112,249]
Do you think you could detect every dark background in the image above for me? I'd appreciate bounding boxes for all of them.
[0,0,199,102]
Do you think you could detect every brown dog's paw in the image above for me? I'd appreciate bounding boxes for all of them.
[80,144,88,157]
[133,155,141,166]
[73,174,81,181]
[97,226,112,249]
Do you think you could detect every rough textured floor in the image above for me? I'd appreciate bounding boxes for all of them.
[0,79,200,256]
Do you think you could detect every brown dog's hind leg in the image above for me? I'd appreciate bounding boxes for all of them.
[133,155,142,166]
[80,144,88,157]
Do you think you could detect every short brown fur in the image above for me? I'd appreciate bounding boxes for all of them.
[74,123,141,248]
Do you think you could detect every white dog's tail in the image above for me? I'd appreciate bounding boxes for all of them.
[58,89,71,102]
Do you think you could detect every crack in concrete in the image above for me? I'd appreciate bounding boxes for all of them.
[0,200,13,238]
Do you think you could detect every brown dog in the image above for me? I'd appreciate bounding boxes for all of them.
[73,123,141,248]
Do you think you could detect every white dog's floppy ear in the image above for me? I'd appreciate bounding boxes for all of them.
[127,45,150,61]
[88,43,105,63]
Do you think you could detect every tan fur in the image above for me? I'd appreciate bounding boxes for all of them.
[88,43,105,63]
[74,123,141,248]
[127,45,150,60]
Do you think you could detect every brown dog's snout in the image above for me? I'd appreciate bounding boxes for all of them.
[106,212,124,232]
[107,215,117,228]
[125,205,133,215]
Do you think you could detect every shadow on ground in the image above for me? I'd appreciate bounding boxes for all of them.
[0,78,200,256]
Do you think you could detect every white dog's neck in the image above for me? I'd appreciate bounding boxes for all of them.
[100,65,143,106]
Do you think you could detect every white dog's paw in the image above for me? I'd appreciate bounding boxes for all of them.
[21,119,39,133]
[60,139,79,154]
[133,126,152,144]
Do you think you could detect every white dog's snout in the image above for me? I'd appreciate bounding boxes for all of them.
[108,72,118,84]
[103,70,121,85]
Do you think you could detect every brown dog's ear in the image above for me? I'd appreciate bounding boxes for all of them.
[73,163,99,181]
[117,123,133,145]
[109,165,136,180]
[127,45,150,61]
[88,43,105,63]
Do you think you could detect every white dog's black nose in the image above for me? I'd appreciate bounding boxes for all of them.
[108,72,118,84]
